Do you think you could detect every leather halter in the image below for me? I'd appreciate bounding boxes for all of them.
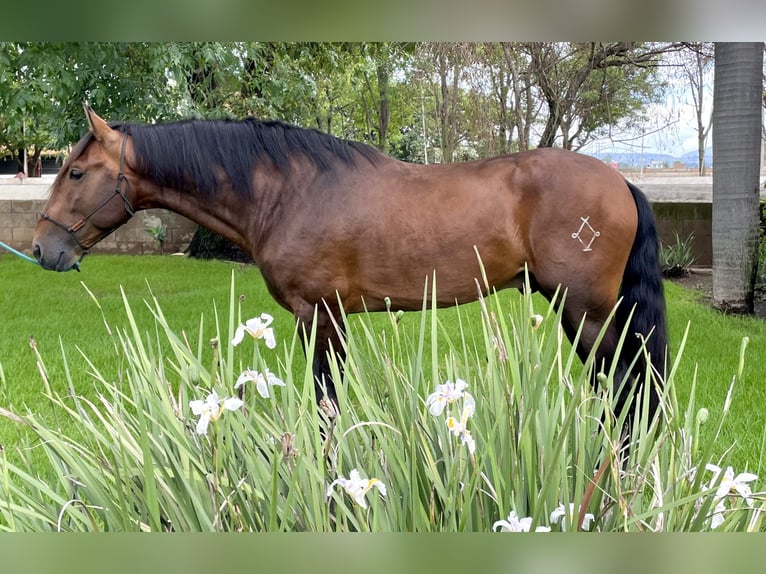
[40,133,135,255]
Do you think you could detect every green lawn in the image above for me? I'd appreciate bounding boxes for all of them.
[0,255,293,451]
[1,253,765,474]
[662,280,766,470]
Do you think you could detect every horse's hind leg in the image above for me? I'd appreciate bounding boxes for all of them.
[559,300,620,378]
[558,289,648,429]
[529,268,617,367]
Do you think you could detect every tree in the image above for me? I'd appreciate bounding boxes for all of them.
[526,42,671,150]
[353,43,415,154]
[454,43,536,157]
[711,42,764,314]
[414,43,473,163]
[667,43,715,175]
[0,42,196,169]
[685,43,715,176]
[0,43,61,173]
[407,42,673,162]
[170,42,240,117]
[2,42,683,170]
[496,43,536,153]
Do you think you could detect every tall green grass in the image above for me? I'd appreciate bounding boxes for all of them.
[2,254,766,472]
[0,259,764,531]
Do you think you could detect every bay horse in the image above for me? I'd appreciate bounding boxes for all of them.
[32,106,667,421]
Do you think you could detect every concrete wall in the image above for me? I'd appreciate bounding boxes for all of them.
[653,202,712,266]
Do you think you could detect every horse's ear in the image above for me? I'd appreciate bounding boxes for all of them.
[83,104,121,149]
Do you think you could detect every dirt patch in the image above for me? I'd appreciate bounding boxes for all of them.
[668,267,766,318]
[668,267,714,299]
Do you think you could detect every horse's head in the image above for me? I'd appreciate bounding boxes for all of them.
[32,105,136,271]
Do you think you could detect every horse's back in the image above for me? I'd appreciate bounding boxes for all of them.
[260,147,638,314]
[400,148,637,298]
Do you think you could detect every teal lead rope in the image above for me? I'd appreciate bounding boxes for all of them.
[0,240,40,266]
[0,240,81,271]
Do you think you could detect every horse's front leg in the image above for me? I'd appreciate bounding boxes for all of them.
[294,303,347,416]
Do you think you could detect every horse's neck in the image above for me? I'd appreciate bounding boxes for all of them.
[143,183,256,257]
[140,165,299,261]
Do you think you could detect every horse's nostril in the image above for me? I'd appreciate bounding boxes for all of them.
[33,244,42,261]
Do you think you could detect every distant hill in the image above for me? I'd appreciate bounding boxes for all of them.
[587,148,713,169]
[679,148,714,168]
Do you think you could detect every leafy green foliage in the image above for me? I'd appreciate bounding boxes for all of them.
[1,42,671,171]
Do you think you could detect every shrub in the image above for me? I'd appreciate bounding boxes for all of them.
[660,232,696,277]
[757,201,766,288]
[185,226,252,263]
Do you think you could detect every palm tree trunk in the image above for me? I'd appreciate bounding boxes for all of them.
[711,42,764,313]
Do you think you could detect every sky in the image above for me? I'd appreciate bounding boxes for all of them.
[582,67,715,158]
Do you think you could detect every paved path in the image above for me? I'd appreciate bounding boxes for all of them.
[632,176,766,203]
[628,175,766,203]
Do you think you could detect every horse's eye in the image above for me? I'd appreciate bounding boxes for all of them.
[69,169,84,181]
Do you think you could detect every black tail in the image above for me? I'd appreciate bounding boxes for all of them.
[615,181,668,419]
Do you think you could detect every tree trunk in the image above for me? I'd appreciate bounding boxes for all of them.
[376,50,391,153]
[436,46,455,163]
[711,42,764,313]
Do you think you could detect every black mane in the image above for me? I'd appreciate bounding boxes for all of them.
[111,118,382,198]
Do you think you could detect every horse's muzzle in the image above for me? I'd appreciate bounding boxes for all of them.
[32,236,80,272]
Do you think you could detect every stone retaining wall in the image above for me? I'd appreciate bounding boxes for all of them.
[0,198,198,256]
[4,174,761,265]
[1,195,713,265]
